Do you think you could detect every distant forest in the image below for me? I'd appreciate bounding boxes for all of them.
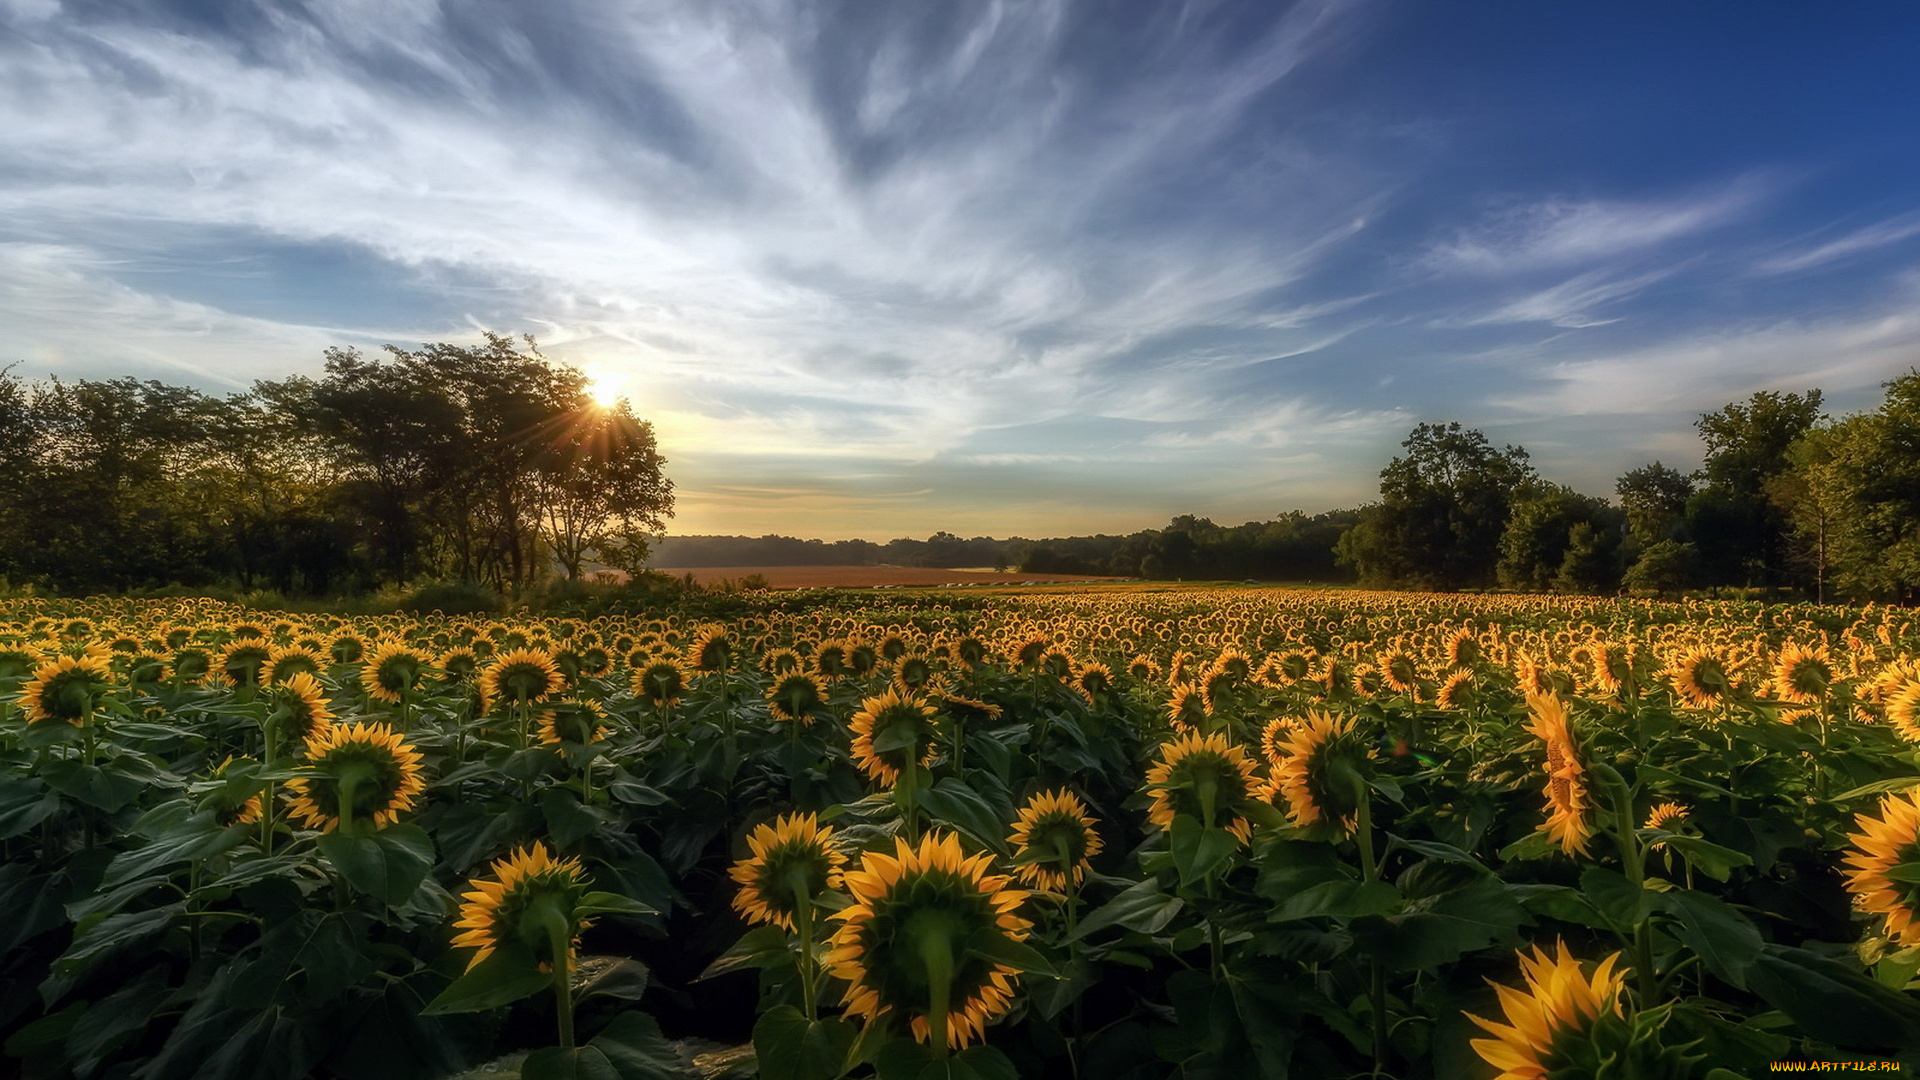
[7,331,1920,603]
[652,513,1355,582]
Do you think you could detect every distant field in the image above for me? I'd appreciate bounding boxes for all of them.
[647,564,1127,588]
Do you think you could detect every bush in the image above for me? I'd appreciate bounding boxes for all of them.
[393,579,505,615]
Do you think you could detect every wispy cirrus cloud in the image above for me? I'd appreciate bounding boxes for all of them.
[1422,179,1770,274]
[1756,211,1920,275]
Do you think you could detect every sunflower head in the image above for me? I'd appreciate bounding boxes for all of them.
[19,651,116,725]
[825,832,1030,1050]
[632,657,686,707]
[261,644,327,687]
[849,687,939,787]
[1526,693,1593,858]
[1267,711,1372,839]
[537,699,610,748]
[948,635,990,671]
[451,842,593,973]
[892,653,938,695]
[483,648,563,707]
[1007,789,1104,893]
[267,671,334,743]
[1166,686,1211,732]
[1666,648,1738,711]
[688,624,735,674]
[217,640,273,688]
[285,721,426,835]
[1844,789,1920,947]
[1773,642,1833,706]
[361,641,435,705]
[1144,730,1261,845]
[729,812,847,931]
[1466,942,1632,1080]
[767,671,828,724]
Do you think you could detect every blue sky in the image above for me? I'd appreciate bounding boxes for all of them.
[5,0,1920,539]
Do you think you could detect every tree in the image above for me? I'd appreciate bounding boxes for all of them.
[1690,389,1824,592]
[1496,484,1620,593]
[1343,422,1535,590]
[534,398,674,581]
[1615,463,1695,548]
[1623,540,1698,597]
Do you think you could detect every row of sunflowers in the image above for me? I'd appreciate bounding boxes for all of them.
[3,587,1920,1078]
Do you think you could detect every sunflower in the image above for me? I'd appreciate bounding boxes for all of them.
[482,648,563,707]
[949,635,990,671]
[1588,641,1637,696]
[19,650,115,725]
[892,653,938,695]
[1377,649,1421,696]
[1007,789,1104,892]
[632,657,687,707]
[729,812,847,932]
[1258,716,1296,764]
[537,699,610,747]
[1074,662,1113,706]
[1665,647,1737,711]
[1267,711,1370,839]
[687,624,735,674]
[1466,942,1629,1080]
[1143,730,1261,845]
[767,671,828,725]
[267,671,334,743]
[1844,789,1920,946]
[216,639,273,688]
[849,687,939,787]
[285,721,427,834]
[1772,641,1833,706]
[451,842,592,973]
[1166,686,1211,732]
[762,648,804,677]
[825,832,1031,1050]
[1445,628,1483,669]
[360,641,435,705]
[261,644,328,686]
[1436,669,1476,711]
[1127,655,1163,683]
[1527,693,1593,858]
[816,640,853,681]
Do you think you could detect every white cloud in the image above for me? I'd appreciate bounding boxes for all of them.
[1455,267,1676,328]
[1424,180,1768,274]
[1755,211,1920,275]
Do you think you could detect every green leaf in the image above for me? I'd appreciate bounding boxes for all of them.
[1495,829,1557,862]
[576,891,658,919]
[874,1039,1017,1080]
[585,1010,698,1079]
[1659,889,1763,991]
[1747,943,1920,1049]
[1579,867,1653,932]
[42,904,183,1006]
[915,778,1012,857]
[1883,862,1920,886]
[1833,776,1920,802]
[753,1005,856,1080]
[962,927,1059,978]
[317,823,435,907]
[1353,873,1525,972]
[420,944,553,1015]
[1659,835,1753,883]
[1268,879,1400,922]
[40,758,144,812]
[542,787,608,848]
[100,812,249,889]
[523,1047,622,1080]
[576,958,652,1007]
[0,775,59,839]
[1069,878,1184,941]
[1168,814,1239,889]
[1513,884,1612,930]
[871,722,923,755]
[697,925,795,981]
[1636,764,1739,799]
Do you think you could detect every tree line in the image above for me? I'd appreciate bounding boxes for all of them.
[0,334,672,597]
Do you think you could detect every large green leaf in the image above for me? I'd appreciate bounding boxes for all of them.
[915,778,1012,857]
[1659,889,1762,991]
[753,1004,856,1080]
[1746,943,1920,1049]
[0,775,59,839]
[1168,815,1240,889]
[317,823,435,907]
[421,944,553,1015]
[1068,878,1184,941]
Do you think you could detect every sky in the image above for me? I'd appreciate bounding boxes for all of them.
[5,0,1920,540]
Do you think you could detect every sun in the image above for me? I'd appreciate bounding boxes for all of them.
[585,371,626,408]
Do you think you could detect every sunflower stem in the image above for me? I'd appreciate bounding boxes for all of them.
[920,924,954,1059]
[543,910,577,1049]
[1356,785,1387,1076]
[788,869,818,1022]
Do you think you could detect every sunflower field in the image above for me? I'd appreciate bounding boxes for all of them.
[4,587,1920,1079]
